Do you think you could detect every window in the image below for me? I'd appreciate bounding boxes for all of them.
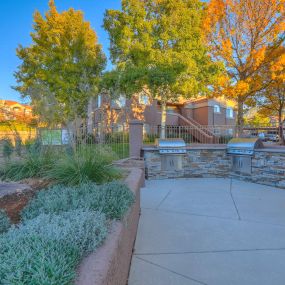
[139,94,149,105]
[226,107,234,118]
[227,128,234,136]
[213,105,220,113]
[97,95,102,108]
[111,95,126,108]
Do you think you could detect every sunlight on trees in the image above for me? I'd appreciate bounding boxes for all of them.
[14,0,106,127]
[204,0,285,129]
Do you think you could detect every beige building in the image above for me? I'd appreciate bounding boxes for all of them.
[0,100,33,121]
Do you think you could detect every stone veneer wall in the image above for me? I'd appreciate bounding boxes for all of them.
[251,150,285,188]
[144,148,231,179]
[143,146,285,189]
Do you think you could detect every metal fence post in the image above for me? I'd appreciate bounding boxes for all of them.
[129,120,143,158]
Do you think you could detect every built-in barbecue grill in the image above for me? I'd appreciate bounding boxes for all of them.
[156,138,187,154]
[227,138,264,155]
[227,138,264,174]
[156,139,186,171]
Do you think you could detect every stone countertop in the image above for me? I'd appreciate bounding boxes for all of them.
[142,144,227,151]
[256,145,285,153]
[142,144,285,153]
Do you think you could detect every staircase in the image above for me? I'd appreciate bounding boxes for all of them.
[161,112,218,143]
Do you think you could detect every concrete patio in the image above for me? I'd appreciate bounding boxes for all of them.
[129,178,285,285]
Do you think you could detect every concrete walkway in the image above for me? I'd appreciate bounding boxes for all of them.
[129,178,285,285]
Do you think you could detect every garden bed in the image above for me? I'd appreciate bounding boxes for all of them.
[0,179,51,223]
[0,164,143,284]
[76,167,143,285]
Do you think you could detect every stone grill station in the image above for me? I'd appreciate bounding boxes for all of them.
[143,140,285,189]
[227,137,264,175]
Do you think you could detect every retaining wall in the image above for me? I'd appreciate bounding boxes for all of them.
[76,167,143,285]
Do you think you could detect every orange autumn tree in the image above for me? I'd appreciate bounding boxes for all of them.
[204,0,285,128]
[256,46,285,144]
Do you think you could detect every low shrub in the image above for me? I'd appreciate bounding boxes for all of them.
[45,146,121,185]
[0,209,10,234]
[15,137,23,156]
[0,147,56,181]
[105,131,129,143]
[0,210,107,285]
[1,144,120,185]
[2,138,14,160]
[22,182,135,221]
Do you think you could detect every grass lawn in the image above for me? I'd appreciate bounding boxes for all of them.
[109,143,129,159]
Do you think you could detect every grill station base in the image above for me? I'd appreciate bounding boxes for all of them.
[227,138,264,175]
[143,142,285,189]
[156,139,186,171]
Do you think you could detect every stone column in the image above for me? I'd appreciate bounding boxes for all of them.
[129,120,143,158]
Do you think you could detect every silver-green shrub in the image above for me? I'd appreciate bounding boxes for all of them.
[22,181,135,221]
[0,209,10,234]
[0,210,107,285]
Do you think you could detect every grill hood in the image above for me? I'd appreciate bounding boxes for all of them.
[227,138,264,155]
[156,138,186,154]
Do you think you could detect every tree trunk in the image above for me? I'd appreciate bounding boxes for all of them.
[237,100,244,137]
[278,110,284,145]
[160,101,167,139]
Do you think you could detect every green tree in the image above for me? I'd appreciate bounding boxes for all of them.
[14,0,106,127]
[104,0,221,138]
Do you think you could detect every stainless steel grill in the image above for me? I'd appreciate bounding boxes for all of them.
[156,138,187,154]
[227,138,264,175]
[227,138,264,156]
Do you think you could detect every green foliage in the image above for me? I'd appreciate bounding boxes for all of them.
[0,146,57,181]
[104,0,221,100]
[0,210,107,284]
[1,143,120,184]
[14,0,106,124]
[105,131,129,143]
[45,146,121,185]
[15,137,22,156]
[2,138,14,160]
[109,143,129,159]
[22,182,134,221]
[0,210,10,234]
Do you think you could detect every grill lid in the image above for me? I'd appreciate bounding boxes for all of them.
[227,138,264,155]
[156,138,186,154]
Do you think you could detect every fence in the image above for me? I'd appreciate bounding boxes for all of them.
[0,125,130,164]
[37,125,130,160]
[143,124,283,144]
[0,129,37,144]
[0,123,283,165]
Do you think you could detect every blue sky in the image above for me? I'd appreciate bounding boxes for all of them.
[0,0,121,103]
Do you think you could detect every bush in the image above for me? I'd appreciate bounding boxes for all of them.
[45,146,121,185]
[2,138,14,160]
[15,137,23,156]
[0,209,10,234]
[22,182,135,221]
[105,131,129,143]
[1,144,120,185]
[0,146,57,181]
[0,210,107,285]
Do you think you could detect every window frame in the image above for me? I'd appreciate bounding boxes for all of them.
[97,95,102,108]
[213,104,221,113]
[226,107,234,118]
